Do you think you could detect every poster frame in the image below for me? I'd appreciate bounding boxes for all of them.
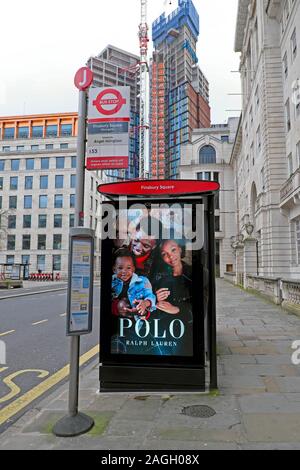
[67,228,94,337]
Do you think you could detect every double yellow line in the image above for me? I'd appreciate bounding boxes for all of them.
[0,345,99,427]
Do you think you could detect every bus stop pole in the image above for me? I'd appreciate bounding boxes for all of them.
[53,89,94,437]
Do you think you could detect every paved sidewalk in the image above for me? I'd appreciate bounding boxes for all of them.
[1,279,300,450]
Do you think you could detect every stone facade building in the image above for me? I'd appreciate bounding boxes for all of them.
[180,118,239,277]
[231,0,300,282]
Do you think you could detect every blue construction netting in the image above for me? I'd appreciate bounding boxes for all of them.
[152,0,200,47]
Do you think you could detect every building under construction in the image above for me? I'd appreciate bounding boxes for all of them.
[87,45,140,179]
[150,0,211,179]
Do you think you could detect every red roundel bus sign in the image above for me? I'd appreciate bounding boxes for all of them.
[74,67,93,91]
[92,89,127,116]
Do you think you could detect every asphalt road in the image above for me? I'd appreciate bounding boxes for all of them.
[0,287,100,433]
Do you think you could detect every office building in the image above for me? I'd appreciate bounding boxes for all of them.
[0,113,102,278]
[150,0,211,180]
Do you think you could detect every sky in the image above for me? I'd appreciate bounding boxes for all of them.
[0,0,241,124]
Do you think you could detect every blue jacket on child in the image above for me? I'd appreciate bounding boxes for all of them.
[112,273,156,312]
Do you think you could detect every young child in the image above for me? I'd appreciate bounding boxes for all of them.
[112,248,156,321]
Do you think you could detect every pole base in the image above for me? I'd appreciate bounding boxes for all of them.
[53,412,94,437]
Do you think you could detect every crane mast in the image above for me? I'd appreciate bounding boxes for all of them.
[138,0,149,179]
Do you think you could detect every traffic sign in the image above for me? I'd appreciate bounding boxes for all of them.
[74,67,94,91]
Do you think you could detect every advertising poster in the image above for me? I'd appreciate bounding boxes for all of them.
[109,206,202,358]
[69,239,92,333]
[86,87,130,170]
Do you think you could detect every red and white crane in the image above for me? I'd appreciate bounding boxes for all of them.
[138,0,149,179]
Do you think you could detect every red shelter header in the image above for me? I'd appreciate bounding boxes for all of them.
[97,180,220,198]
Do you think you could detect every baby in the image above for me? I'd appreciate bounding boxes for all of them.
[112,248,156,320]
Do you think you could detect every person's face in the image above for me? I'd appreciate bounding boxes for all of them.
[114,257,135,282]
[131,230,156,257]
[161,241,182,269]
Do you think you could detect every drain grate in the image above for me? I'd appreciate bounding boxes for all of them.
[182,405,216,418]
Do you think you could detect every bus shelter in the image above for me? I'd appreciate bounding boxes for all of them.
[97,180,219,392]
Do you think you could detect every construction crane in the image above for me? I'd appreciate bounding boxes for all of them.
[138,0,149,179]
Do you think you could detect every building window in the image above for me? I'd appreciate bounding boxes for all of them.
[283,52,288,79]
[31,145,39,151]
[6,255,15,265]
[256,126,261,153]
[53,255,61,271]
[61,124,72,136]
[38,235,47,251]
[2,147,10,152]
[10,177,18,190]
[7,235,15,250]
[11,159,20,171]
[291,28,297,61]
[32,126,43,138]
[221,136,229,143]
[53,234,62,250]
[38,215,47,228]
[71,156,76,169]
[199,145,216,164]
[0,160,5,171]
[9,196,17,209]
[23,215,31,229]
[70,194,75,208]
[255,85,260,108]
[60,143,68,150]
[37,255,46,272]
[54,214,62,228]
[17,145,24,152]
[40,175,48,190]
[18,127,29,139]
[288,153,293,176]
[41,158,50,170]
[56,157,65,169]
[215,216,220,232]
[69,214,75,228]
[297,140,300,168]
[286,99,291,132]
[46,125,58,137]
[22,235,31,250]
[8,215,16,229]
[24,195,32,209]
[46,144,53,150]
[197,172,212,181]
[0,196,2,209]
[55,175,64,189]
[70,175,76,188]
[54,194,63,209]
[0,177,3,190]
[25,176,33,190]
[26,159,34,170]
[22,255,30,266]
[4,128,15,139]
[39,195,48,209]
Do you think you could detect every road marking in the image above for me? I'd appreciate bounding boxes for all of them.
[32,320,48,326]
[0,368,8,374]
[0,330,15,338]
[60,313,67,317]
[0,344,99,427]
[0,370,49,404]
